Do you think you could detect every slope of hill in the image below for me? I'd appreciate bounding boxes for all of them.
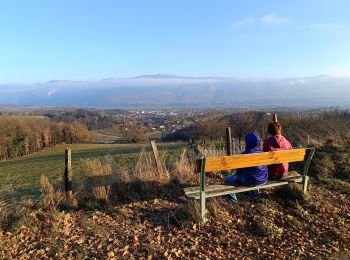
[0,75,350,108]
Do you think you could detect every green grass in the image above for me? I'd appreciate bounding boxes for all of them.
[148,130,163,139]
[0,142,184,202]
[94,124,164,141]
[94,124,125,137]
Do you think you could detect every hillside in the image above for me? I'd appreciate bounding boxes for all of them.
[0,142,183,201]
[1,170,350,258]
[1,111,349,258]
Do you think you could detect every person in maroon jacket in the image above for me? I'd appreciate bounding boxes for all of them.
[263,122,292,180]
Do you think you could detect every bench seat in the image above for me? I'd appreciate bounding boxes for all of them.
[184,171,302,199]
[187,147,315,223]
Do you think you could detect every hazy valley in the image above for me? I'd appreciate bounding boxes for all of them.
[1,75,349,108]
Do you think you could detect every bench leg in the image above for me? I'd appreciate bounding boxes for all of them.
[200,191,206,223]
[303,176,309,194]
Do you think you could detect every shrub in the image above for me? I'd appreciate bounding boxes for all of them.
[171,148,196,185]
[168,200,201,227]
[334,153,350,182]
[0,199,36,232]
[309,145,350,193]
[77,157,113,203]
[247,216,276,237]
[77,148,174,204]
[39,175,68,210]
[272,184,306,207]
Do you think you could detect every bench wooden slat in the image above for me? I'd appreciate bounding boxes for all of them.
[206,156,305,172]
[184,171,302,199]
[188,180,301,199]
[184,184,229,196]
[204,149,306,172]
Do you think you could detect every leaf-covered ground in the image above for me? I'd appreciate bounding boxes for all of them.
[1,185,349,259]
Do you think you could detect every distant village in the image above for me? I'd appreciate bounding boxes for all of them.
[121,109,205,133]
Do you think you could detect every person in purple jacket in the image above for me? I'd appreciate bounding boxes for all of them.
[224,132,268,202]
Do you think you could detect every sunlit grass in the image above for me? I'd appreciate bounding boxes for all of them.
[0,142,184,201]
[93,124,125,137]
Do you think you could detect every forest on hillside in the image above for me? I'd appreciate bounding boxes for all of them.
[44,109,119,130]
[0,115,93,161]
[165,110,350,147]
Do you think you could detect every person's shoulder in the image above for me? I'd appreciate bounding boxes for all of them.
[242,148,262,154]
[279,134,291,142]
[264,136,275,143]
[278,135,292,147]
[263,137,274,151]
[264,134,273,141]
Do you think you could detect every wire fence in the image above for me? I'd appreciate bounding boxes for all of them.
[192,138,243,158]
[191,131,315,159]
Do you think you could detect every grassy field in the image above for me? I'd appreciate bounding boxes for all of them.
[0,142,184,202]
[93,124,125,139]
[93,124,163,141]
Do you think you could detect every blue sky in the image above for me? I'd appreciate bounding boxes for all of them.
[0,0,349,83]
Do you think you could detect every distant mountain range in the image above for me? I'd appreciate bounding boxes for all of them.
[0,75,349,108]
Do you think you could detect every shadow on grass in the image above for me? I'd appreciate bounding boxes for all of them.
[1,187,41,204]
[78,174,202,228]
[82,174,187,201]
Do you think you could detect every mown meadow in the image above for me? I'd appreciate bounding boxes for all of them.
[0,142,184,202]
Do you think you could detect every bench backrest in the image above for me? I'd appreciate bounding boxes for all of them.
[195,148,313,173]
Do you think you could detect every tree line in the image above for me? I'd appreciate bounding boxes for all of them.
[164,110,350,147]
[0,115,94,161]
[44,109,116,130]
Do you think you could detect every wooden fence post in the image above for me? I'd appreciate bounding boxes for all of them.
[273,114,278,123]
[197,144,208,157]
[226,127,233,156]
[151,140,164,176]
[238,138,242,151]
[232,138,236,155]
[64,148,72,199]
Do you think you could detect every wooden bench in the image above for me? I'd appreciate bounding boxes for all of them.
[183,148,315,223]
